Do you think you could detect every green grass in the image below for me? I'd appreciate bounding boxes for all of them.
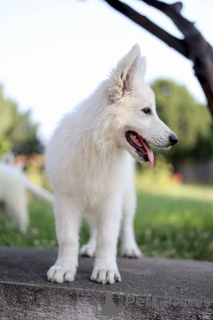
[0,203,56,249]
[135,191,213,260]
[0,184,213,261]
[0,202,90,250]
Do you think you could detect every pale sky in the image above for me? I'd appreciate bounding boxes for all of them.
[0,0,212,141]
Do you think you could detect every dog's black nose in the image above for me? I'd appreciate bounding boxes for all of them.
[170,133,178,146]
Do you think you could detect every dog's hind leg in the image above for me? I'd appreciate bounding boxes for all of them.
[79,216,97,257]
[120,180,142,258]
[47,193,82,283]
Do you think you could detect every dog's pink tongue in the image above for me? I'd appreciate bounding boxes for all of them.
[146,146,154,170]
[138,136,154,170]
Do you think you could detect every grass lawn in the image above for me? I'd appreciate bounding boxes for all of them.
[0,183,213,261]
[135,191,213,260]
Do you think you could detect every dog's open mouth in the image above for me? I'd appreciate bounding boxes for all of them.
[125,131,154,169]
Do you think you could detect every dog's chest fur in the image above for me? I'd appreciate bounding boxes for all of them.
[47,134,129,210]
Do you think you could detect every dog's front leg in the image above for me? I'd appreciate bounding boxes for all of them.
[91,196,122,284]
[47,193,81,283]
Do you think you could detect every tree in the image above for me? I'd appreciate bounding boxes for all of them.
[0,85,44,156]
[151,79,212,162]
[104,0,213,118]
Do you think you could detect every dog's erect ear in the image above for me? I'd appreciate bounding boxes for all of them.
[1,151,15,165]
[108,44,142,103]
[116,44,141,92]
[138,56,147,79]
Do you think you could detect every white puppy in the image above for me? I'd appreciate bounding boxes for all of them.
[0,152,53,232]
[46,44,178,284]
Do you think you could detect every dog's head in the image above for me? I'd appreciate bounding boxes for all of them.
[107,44,178,168]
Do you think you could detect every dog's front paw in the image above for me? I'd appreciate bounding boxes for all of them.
[79,243,95,257]
[121,245,142,258]
[47,265,77,283]
[90,267,121,284]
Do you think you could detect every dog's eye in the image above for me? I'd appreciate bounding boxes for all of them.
[142,107,151,115]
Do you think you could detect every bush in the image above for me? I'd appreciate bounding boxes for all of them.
[26,162,51,191]
[136,154,177,191]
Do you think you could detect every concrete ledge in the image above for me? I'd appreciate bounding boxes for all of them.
[0,247,213,319]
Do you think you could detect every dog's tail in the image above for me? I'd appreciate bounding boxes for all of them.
[25,179,53,205]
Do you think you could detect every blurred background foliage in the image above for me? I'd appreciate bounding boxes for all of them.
[0,85,44,157]
[26,162,51,191]
[151,79,213,164]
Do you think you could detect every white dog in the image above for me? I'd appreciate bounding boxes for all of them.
[0,152,53,232]
[46,44,178,284]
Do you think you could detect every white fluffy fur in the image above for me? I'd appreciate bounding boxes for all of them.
[0,152,53,232]
[46,44,176,284]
